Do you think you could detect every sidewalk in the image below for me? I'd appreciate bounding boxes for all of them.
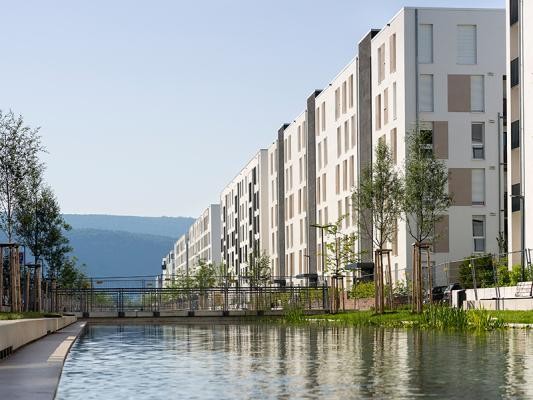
[0,321,86,400]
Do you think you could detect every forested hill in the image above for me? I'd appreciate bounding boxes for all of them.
[62,214,194,277]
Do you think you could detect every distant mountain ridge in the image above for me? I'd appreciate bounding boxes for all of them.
[62,214,194,277]
[63,214,194,238]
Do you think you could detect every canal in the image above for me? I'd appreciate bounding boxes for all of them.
[56,324,533,399]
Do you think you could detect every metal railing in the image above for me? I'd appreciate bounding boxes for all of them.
[46,284,329,314]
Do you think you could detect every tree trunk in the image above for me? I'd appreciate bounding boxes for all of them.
[386,251,393,309]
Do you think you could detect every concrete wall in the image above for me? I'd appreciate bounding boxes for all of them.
[0,316,77,353]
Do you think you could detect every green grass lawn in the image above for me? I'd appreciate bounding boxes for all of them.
[486,310,533,324]
[0,312,61,320]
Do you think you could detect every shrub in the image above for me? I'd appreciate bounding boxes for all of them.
[459,254,496,289]
[350,281,375,299]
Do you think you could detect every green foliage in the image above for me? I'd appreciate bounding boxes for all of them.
[393,280,411,296]
[350,281,375,299]
[283,304,305,323]
[57,256,89,288]
[352,140,403,249]
[0,111,44,242]
[509,264,532,285]
[245,252,271,288]
[403,127,452,243]
[194,260,217,291]
[420,306,504,331]
[322,218,358,274]
[468,308,505,330]
[420,306,469,330]
[459,254,496,289]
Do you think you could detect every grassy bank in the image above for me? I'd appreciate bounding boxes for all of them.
[0,312,62,320]
[305,307,533,331]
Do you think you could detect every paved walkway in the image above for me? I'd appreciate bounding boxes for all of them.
[0,321,86,400]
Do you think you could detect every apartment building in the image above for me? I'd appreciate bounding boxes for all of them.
[220,150,269,281]
[507,0,533,266]
[371,7,505,284]
[187,204,221,272]
[269,111,311,283]
[174,234,189,276]
[313,59,359,279]
[162,251,174,284]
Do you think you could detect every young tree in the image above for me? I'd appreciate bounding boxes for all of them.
[0,111,43,243]
[352,141,403,313]
[246,252,271,289]
[322,218,358,314]
[404,127,452,312]
[194,260,217,292]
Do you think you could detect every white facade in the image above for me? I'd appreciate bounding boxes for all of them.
[174,234,188,275]
[220,150,269,279]
[507,0,533,266]
[314,59,359,280]
[371,7,505,284]
[187,204,221,272]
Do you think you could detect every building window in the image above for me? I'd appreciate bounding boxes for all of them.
[335,165,340,194]
[419,74,434,112]
[318,142,322,169]
[337,127,342,156]
[342,81,347,114]
[378,44,385,83]
[470,75,484,112]
[375,94,382,129]
[511,120,520,149]
[321,102,326,131]
[322,173,327,201]
[343,160,348,191]
[512,183,521,212]
[472,169,485,206]
[335,88,340,120]
[348,74,354,108]
[383,87,389,125]
[472,216,485,252]
[349,156,355,188]
[323,138,328,166]
[390,128,397,164]
[420,127,433,156]
[457,25,477,65]
[351,116,356,148]
[392,82,397,120]
[472,123,485,159]
[344,120,349,153]
[390,33,396,73]
[510,0,519,25]
[418,24,433,64]
[511,57,519,87]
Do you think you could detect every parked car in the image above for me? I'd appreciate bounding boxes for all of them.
[442,283,463,305]
[431,286,447,302]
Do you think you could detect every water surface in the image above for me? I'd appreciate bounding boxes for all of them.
[56,324,533,399]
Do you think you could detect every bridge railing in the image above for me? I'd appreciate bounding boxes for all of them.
[46,285,329,314]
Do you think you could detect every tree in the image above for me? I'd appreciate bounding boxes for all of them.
[404,127,452,312]
[194,260,217,292]
[15,171,71,268]
[0,111,43,243]
[57,256,89,289]
[352,140,403,313]
[246,252,271,289]
[322,218,358,313]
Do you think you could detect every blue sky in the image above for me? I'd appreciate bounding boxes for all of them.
[1,0,503,218]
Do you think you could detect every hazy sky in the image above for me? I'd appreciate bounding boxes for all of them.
[1,0,503,218]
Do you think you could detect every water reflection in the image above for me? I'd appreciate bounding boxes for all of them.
[56,324,533,399]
